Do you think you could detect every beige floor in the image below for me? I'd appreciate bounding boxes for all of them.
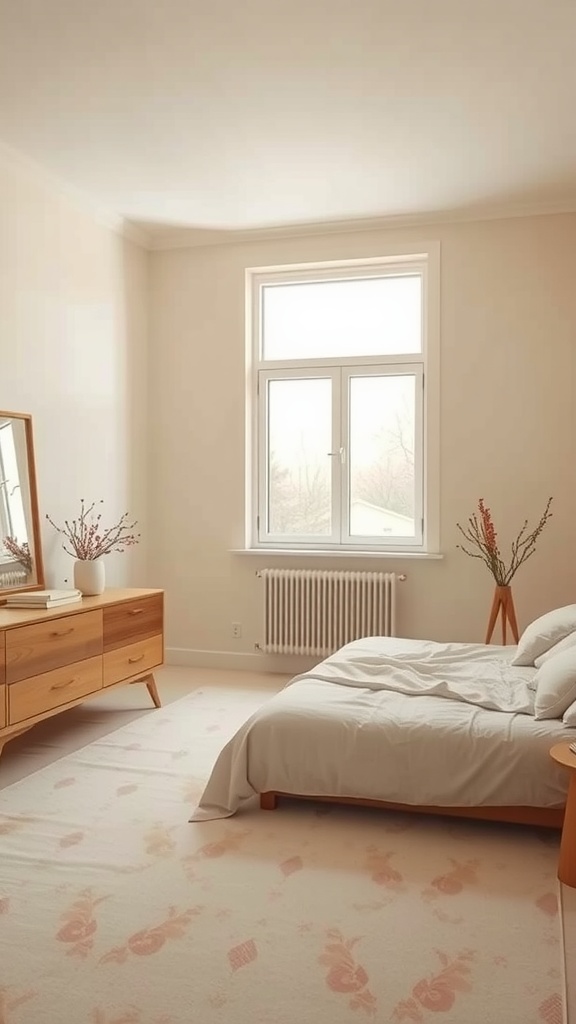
[1,663,574,1021]
[0,664,290,790]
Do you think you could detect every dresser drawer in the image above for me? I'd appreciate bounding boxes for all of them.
[103,594,163,652]
[8,656,102,725]
[0,630,5,686]
[103,634,163,687]
[0,684,5,729]
[6,610,103,684]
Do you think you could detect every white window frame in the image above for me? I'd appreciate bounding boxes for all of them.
[246,247,440,555]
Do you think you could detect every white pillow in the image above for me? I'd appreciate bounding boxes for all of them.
[533,647,576,720]
[534,630,576,668]
[511,605,576,667]
[563,700,576,727]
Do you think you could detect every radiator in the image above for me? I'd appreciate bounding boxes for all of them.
[257,569,402,656]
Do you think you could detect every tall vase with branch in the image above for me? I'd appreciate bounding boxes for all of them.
[46,499,140,596]
[456,497,553,644]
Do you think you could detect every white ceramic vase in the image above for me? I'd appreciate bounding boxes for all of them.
[74,558,105,596]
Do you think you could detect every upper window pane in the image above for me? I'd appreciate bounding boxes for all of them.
[261,274,422,360]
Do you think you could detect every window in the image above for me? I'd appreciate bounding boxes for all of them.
[248,249,439,553]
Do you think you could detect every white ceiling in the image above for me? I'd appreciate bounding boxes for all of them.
[1,0,575,247]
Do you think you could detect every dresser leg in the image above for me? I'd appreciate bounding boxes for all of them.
[143,673,162,708]
[0,726,32,761]
[130,673,162,708]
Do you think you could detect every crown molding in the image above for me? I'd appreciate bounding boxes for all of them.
[0,140,152,250]
[2,135,575,254]
[148,197,576,252]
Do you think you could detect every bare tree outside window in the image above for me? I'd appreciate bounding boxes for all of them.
[268,455,330,535]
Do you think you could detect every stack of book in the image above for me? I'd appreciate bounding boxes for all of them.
[4,589,83,609]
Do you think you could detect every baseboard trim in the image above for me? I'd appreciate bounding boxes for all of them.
[165,646,318,675]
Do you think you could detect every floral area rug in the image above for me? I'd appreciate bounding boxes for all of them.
[0,683,566,1024]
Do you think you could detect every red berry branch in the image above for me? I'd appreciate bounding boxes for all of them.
[456,497,553,586]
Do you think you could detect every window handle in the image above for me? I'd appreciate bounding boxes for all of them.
[327,447,345,463]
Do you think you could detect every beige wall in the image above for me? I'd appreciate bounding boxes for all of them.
[150,214,576,669]
[2,144,573,671]
[0,148,150,590]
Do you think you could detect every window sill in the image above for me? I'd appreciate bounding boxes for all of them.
[231,549,443,560]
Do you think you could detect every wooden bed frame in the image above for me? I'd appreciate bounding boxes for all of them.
[259,791,564,829]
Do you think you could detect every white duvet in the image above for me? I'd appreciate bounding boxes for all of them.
[191,637,574,821]
[287,637,537,712]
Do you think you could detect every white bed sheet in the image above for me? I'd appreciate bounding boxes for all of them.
[191,637,576,821]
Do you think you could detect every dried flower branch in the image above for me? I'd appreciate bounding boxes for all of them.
[2,536,33,573]
[456,497,553,586]
[46,499,140,560]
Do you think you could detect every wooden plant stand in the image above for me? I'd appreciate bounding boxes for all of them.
[485,584,519,645]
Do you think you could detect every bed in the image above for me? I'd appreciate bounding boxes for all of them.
[191,608,576,828]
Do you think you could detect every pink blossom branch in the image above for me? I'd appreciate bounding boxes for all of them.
[46,499,140,560]
[2,536,33,573]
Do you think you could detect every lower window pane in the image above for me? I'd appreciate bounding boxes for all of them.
[268,378,331,536]
[349,375,416,538]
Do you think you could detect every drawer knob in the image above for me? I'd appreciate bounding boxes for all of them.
[128,654,145,664]
[128,609,145,616]
[50,628,74,638]
[51,678,75,691]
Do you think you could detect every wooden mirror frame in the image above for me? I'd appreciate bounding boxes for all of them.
[0,410,45,601]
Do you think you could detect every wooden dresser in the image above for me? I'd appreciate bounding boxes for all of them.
[0,587,164,759]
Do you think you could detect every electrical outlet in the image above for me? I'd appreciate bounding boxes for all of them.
[232,622,242,639]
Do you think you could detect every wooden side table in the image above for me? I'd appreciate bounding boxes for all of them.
[550,743,576,887]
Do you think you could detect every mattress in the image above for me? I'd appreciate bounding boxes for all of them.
[191,636,576,820]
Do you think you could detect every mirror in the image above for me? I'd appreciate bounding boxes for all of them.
[0,411,45,598]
